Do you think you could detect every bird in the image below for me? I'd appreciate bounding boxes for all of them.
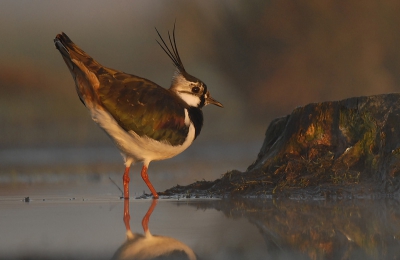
[112,199,197,260]
[54,25,223,199]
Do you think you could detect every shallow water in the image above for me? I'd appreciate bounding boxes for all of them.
[1,145,400,259]
[0,192,267,259]
[1,184,400,259]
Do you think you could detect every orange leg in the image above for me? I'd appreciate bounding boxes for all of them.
[142,199,158,234]
[123,198,131,232]
[123,166,130,199]
[141,166,159,199]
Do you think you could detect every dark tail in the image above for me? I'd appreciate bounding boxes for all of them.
[54,33,74,71]
[54,32,73,55]
[54,32,101,72]
[54,32,102,108]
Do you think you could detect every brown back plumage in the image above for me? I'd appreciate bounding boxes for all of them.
[54,32,192,146]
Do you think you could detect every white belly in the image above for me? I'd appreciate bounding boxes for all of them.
[90,108,195,165]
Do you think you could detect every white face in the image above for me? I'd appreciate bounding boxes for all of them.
[170,73,205,107]
[177,92,201,107]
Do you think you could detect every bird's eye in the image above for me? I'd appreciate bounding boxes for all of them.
[192,86,200,93]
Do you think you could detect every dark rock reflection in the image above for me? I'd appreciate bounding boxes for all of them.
[190,198,400,260]
[112,199,197,260]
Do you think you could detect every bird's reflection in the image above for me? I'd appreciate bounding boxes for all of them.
[112,199,197,260]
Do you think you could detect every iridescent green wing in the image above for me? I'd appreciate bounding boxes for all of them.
[97,68,189,146]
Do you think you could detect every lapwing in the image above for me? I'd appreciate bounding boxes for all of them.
[54,26,223,199]
[113,199,197,260]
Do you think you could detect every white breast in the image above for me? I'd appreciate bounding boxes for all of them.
[90,107,195,165]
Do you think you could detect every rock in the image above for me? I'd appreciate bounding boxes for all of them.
[164,93,400,197]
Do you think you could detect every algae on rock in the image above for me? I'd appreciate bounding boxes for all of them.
[163,93,400,197]
[241,93,400,196]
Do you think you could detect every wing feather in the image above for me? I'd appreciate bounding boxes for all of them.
[97,70,189,146]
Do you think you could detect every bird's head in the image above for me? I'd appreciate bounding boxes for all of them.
[156,25,223,109]
[170,71,222,108]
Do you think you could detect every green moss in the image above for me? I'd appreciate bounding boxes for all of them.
[339,108,377,145]
[330,171,360,184]
[305,123,325,141]
[339,108,377,158]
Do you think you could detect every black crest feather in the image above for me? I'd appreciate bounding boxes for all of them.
[155,23,186,72]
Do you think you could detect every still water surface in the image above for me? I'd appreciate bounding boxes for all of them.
[0,189,399,259]
[1,145,400,259]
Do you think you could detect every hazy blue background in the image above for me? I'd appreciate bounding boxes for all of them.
[1,1,400,186]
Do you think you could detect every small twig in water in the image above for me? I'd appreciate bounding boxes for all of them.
[109,176,124,197]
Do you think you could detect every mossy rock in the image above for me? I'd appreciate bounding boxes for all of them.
[164,93,400,197]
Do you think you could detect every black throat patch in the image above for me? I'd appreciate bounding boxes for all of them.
[187,107,204,139]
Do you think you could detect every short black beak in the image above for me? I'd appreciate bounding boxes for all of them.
[206,95,223,108]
